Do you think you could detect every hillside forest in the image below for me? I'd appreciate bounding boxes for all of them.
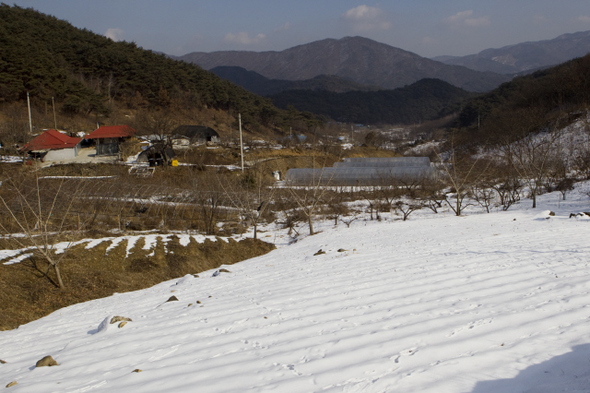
[0,4,322,148]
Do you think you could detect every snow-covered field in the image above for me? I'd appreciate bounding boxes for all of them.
[2,184,590,392]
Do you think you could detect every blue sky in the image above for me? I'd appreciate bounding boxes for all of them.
[10,1,590,57]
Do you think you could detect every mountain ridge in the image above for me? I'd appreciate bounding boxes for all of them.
[176,36,510,93]
[433,30,590,74]
[209,66,379,96]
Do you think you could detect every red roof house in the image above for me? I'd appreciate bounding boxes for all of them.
[85,125,137,156]
[86,125,136,140]
[23,129,83,161]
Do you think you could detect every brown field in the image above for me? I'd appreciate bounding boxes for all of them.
[0,235,275,330]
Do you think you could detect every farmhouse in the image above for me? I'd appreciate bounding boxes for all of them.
[85,125,136,156]
[172,125,220,146]
[22,129,82,162]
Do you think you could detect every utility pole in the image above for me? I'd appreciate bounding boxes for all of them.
[239,113,244,172]
[27,92,33,136]
[52,97,57,130]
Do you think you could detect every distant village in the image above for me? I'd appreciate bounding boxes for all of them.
[21,124,221,167]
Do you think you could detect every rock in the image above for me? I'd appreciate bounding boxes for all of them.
[118,321,127,328]
[36,355,58,367]
[132,369,142,373]
[212,270,220,277]
[110,316,132,324]
[5,381,16,388]
[0,359,6,364]
[196,300,201,304]
[166,295,179,302]
[314,249,326,256]
[337,248,348,252]
[534,210,556,220]
[219,268,231,273]
[188,303,193,307]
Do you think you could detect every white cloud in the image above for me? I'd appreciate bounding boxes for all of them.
[275,22,291,32]
[343,5,392,32]
[578,15,590,23]
[105,28,124,42]
[223,32,266,45]
[464,16,490,27]
[445,10,490,28]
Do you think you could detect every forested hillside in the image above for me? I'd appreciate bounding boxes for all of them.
[270,79,473,125]
[456,54,590,144]
[0,4,315,138]
[210,66,378,96]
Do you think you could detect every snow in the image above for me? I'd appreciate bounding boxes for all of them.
[1,234,226,265]
[2,185,590,392]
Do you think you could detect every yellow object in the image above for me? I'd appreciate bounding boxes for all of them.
[171,159,179,167]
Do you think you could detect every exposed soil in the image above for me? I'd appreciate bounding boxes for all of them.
[0,236,275,330]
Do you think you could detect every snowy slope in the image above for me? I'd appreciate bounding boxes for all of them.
[1,186,590,392]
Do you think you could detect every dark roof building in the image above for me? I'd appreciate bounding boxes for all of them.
[172,125,220,144]
[137,144,176,167]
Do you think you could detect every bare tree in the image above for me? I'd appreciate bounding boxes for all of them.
[470,183,496,213]
[393,200,423,221]
[0,170,90,288]
[500,129,563,208]
[374,176,403,216]
[419,177,446,214]
[219,169,277,239]
[324,186,351,226]
[135,110,178,146]
[435,140,489,216]
[359,186,381,221]
[286,168,335,235]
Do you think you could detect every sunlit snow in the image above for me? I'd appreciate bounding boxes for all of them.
[1,184,590,392]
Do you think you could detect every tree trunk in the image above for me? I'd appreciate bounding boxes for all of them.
[53,264,65,289]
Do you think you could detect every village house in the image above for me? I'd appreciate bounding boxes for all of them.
[171,125,220,147]
[85,125,136,156]
[22,129,82,162]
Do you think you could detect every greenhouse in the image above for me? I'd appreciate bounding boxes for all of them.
[334,157,431,168]
[285,157,435,186]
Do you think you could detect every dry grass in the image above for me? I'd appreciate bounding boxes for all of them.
[0,235,275,330]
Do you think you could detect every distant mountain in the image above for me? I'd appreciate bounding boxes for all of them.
[176,37,510,92]
[433,30,590,74]
[269,78,473,125]
[210,66,378,96]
